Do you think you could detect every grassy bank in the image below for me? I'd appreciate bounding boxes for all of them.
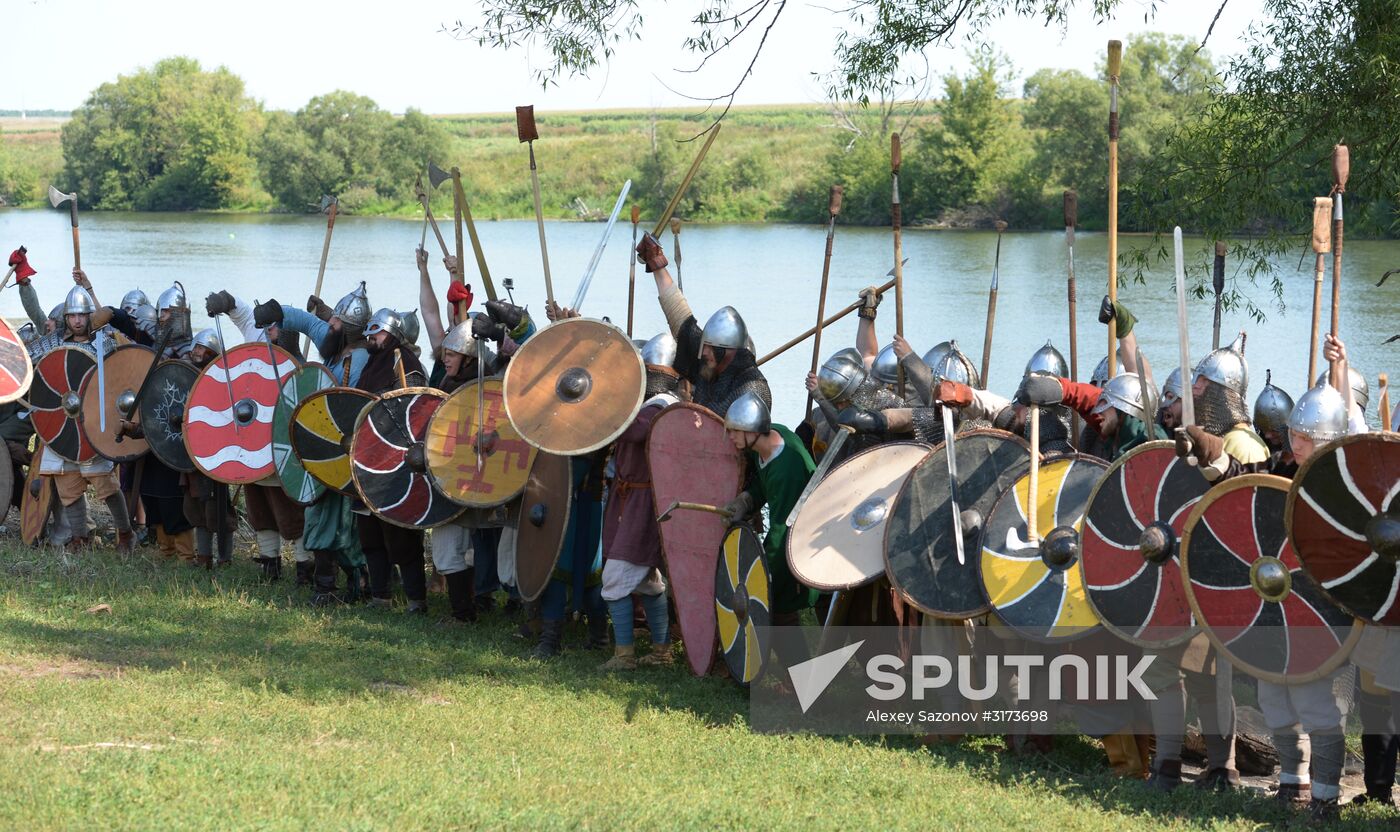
[0,540,1385,830]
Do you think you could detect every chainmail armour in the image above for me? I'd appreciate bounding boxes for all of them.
[691,349,771,417]
[645,367,681,398]
[1194,378,1252,436]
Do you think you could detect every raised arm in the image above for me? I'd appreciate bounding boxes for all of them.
[855,287,880,364]
[417,247,446,353]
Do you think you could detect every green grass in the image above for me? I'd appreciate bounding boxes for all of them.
[0,542,1387,830]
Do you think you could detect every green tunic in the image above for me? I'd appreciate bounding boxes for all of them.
[745,424,819,615]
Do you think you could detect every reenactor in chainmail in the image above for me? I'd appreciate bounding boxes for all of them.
[153,282,194,359]
[636,233,770,416]
[1190,333,1269,466]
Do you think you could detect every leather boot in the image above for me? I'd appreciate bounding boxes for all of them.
[1193,767,1240,792]
[1308,798,1339,822]
[532,620,563,659]
[1146,758,1182,792]
[65,536,91,553]
[638,642,674,667]
[406,599,428,615]
[601,644,636,671]
[1275,782,1311,805]
[445,571,477,623]
[587,612,610,650]
[295,561,314,588]
[115,529,135,554]
[257,556,282,582]
[310,570,341,607]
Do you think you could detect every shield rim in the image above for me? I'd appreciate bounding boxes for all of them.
[184,342,299,486]
[76,343,156,463]
[786,439,931,593]
[884,427,1030,620]
[424,377,539,509]
[273,362,336,506]
[1080,439,1203,649]
[20,438,49,544]
[289,386,378,496]
[349,386,465,530]
[31,345,98,463]
[1285,432,1400,625]
[514,451,574,602]
[138,358,198,473]
[715,524,771,687]
[979,452,1108,644]
[0,316,34,406]
[647,401,741,676]
[1182,473,1362,684]
[502,317,646,456]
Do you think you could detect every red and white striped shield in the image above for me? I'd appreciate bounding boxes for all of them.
[184,342,299,485]
[0,317,33,405]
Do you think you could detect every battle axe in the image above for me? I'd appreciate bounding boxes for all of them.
[48,185,81,269]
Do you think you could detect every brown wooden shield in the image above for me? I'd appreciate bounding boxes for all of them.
[788,442,930,592]
[29,346,97,463]
[426,378,538,508]
[0,316,34,405]
[1286,432,1400,626]
[503,318,645,455]
[290,387,377,496]
[138,360,198,473]
[20,440,49,545]
[647,403,742,677]
[78,344,156,463]
[514,452,573,602]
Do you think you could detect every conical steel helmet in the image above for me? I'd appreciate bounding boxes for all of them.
[1253,370,1294,436]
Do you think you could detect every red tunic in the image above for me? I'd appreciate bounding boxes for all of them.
[601,401,667,568]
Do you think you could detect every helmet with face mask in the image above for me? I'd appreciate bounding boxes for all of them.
[640,332,680,398]
[698,306,747,358]
[1092,372,1147,423]
[1288,381,1349,443]
[1025,340,1068,379]
[120,289,149,315]
[1161,367,1185,409]
[1313,365,1369,414]
[1252,369,1294,437]
[333,282,372,330]
[131,303,158,336]
[1194,332,1249,398]
[156,281,192,341]
[365,308,408,344]
[724,390,771,434]
[921,340,980,389]
[817,347,867,403]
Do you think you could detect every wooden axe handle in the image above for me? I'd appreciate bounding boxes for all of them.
[829,185,843,216]
[1063,190,1077,227]
[890,133,901,173]
[631,204,640,225]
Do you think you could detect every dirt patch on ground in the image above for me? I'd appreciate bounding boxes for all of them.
[0,657,121,680]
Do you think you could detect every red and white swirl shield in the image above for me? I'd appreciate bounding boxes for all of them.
[184,343,299,485]
[0,316,34,405]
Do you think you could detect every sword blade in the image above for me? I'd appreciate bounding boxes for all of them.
[572,179,632,312]
[96,331,107,432]
[213,314,239,434]
[941,407,965,565]
[1173,228,1195,428]
[786,426,852,529]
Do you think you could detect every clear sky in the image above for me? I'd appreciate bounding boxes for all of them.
[5,0,1263,114]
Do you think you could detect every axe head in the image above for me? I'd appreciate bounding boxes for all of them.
[885,258,909,278]
[427,162,451,190]
[319,194,338,214]
[48,184,75,208]
[515,105,538,143]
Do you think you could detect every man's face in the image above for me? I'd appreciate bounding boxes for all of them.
[1160,397,1182,432]
[699,344,721,381]
[726,428,757,451]
[263,323,281,343]
[158,308,171,325]
[329,316,343,333]
[1191,374,1208,398]
[367,331,391,351]
[66,313,89,336]
[45,318,58,334]
[190,345,214,368]
[1289,430,1316,463]
[442,349,464,378]
[1096,403,1120,437]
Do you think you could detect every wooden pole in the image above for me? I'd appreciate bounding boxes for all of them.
[302,199,338,357]
[1378,373,1390,431]
[626,204,639,337]
[67,198,81,270]
[805,186,844,418]
[758,278,895,366]
[979,219,1007,385]
[1330,145,1349,341]
[451,170,498,301]
[1064,190,1080,444]
[651,125,721,238]
[516,105,554,305]
[891,133,905,397]
[1308,197,1332,388]
[1211,241,1227,350]
[1106,40,1122,378]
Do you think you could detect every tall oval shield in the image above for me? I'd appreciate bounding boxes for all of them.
[979,454,1107,643]
[30,346,97,463]
[647,403,742,677]
[1183,474,1359,683]
[1286,433,1400,626]
[20,440,50,544]
[273,363,335,505]
[1081,441,1208,648]
[138,360,198,472]
[788,442,929,592]
[291,387,377,496]
[425,378,538,507]
[78,344,156,463]
[503,317,645,455]
[514,452,573,602]
[350,388,462,529]
[185,343,299,485]
[885,428,1029,619]
[0,317,34,405]
[715,525,771,686]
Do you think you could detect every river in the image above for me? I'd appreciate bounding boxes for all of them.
[1,209,1396,429]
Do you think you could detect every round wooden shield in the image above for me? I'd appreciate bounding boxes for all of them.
[77,344,156,463]
[425,378,538,507]
[272,363,335,505]
[514,452,573,602]
[1081,441,1208,648]
[1182,474,1360,684]
[885,428,1030,620]
[349,388,462,529]
[20,440,49,545]
[138,360,198,472]
[185,343,299,485]
[291,387,377,496]
[980,454,1107,643]
[503,317,645,455]
[0,316,34,405]
[715,525,771,686]
[648,403,742,677]
[787,441,929,592]
[1286,433,1400,626]
[30,346,98,463]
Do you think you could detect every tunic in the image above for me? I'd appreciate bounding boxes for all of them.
[746,424,819,615]
[601,395,678,567]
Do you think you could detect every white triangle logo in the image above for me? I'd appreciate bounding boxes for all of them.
[788,640,864,714]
